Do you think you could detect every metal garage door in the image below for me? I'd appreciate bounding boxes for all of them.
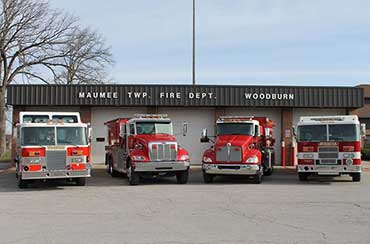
[91,107,147,164]
[158,107,215,165]
[224,108,282,165]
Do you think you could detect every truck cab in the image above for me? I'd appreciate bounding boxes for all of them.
[16,112,91,188]
[200,116,275,184]
[105,114,190,185]
[296,115,366,182]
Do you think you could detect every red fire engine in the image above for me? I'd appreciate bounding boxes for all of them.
[200,116,275,184]
[296,115,366,182]
[104,114,190,185]
[15,112,91,188]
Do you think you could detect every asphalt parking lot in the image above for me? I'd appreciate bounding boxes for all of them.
[0,164,370,244]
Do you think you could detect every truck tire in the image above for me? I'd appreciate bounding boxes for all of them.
[75,177,86,186]
[203,171,214,183]
[128,164,140,185]
[18,178,29,189]
[298,172,310,181]
[176,170,189,184]
[352,173,361,182]
[264,166,273,176]
[108,161,119,177]
[253,173,262,184]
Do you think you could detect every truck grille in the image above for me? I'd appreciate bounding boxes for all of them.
[149,143,177,161]
[46,150,67,170]
[216,146,242,162]
[318,146,338,159]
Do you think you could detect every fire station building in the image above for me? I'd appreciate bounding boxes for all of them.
[7,84,369,165]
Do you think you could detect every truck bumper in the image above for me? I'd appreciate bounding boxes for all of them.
[297,165,361,174]
[133,161,190,172]
[21,168,91,180]
[203,164,261,175]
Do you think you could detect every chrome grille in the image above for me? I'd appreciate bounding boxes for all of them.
[318,146,338,159]
[216,146,242,162]
[149,143,177,161]
[46,150,67,170]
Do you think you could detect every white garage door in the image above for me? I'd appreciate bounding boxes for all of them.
[91,107,147,164]
[158,107,215,165]
[225,108,282,165]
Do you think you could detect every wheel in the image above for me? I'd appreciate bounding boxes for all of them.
[263,166,273,176]
[253,173,262,184]
[176,170,189,184]
[352,173,361,182]
[108,161,119,177]
[127,163,140,185]
[18,177,29,189]
[298,172,310,181]
[203,170,214,183]
[75,177,86,186]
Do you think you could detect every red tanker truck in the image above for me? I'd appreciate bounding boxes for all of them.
[104,114,190,185]
[200,116,275,184]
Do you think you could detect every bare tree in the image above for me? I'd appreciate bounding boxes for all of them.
[0,0,113,156]
[55,27,114,84]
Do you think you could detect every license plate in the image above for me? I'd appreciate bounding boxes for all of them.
[50,171,66,177]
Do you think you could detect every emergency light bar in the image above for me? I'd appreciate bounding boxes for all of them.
[134,114,168,119]
[219,116,254,120]
[300,115,358,123]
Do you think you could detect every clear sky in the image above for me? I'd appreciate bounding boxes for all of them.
[49,0,370,86]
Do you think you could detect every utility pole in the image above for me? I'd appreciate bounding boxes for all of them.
[192,0,196,85]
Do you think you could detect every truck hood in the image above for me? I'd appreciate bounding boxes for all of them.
[215,135,254,149]
[136,134,177,143]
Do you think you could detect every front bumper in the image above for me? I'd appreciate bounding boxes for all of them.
[203,164,261,175]
[297,164,361,174]
[133,161,190,172]
[21,168,91,180]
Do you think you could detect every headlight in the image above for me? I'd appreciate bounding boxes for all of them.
[203,156,213,163]
[135,143,143,150]
[180,155,190,161]
[303,153,314,159]
[132,156,145,161]
[71,157,83,163]
[343,153,354,159]
[246,156,258,163]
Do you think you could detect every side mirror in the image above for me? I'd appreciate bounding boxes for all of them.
[264,128,271,138]
[200,128,210,143]
[361,123,366,137]
[292,126,297,138]
[88,127,92,143]
[183,122,188,136]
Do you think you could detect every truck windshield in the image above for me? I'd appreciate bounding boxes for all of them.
[217,123,254,136]
[298,124,359,142]
[329,124,359,141]
[298,125,327,142]
[57,127,87,145]
[21,127,55,146]
[136,122,172,135]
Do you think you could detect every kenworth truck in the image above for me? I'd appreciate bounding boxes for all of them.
[15,112,91,188]
[104,114,190,185]
[200,116,275,184]
[296,115,366,182]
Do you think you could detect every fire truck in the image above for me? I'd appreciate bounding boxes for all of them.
[295,115,366,182]
[200,116,275,184]
[104,114,190,185]
[15,112,91,188]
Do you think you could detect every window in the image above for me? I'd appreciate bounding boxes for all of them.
[57,127,87,145]
[21,127,55,146]
[216,123,254,136]
[297,125,327,142]
[23,115,49,123]
[52,115,78,123]
[130,124,135,134]
[135,122,172,135]
[328,124,359,141]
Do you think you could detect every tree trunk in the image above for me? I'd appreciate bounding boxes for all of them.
[0,90,7,157]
